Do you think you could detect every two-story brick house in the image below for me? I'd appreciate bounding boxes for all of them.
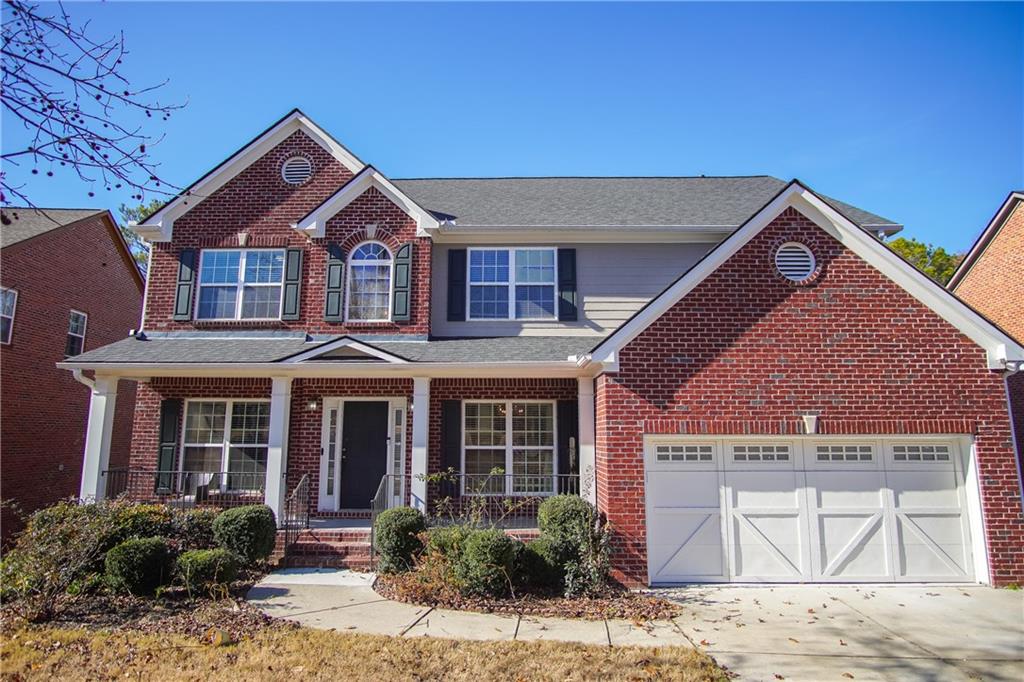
[1,207,144,542]
[61,110,1024,586]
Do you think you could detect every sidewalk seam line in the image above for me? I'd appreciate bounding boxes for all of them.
[604,619,612,648]
[513,614,521,640]
[399,606,434,636]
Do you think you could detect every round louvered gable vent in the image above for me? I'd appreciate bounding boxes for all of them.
[774,242,816,282]
[281,156,313,184]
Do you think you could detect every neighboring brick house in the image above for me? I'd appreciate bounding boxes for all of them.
[948,191,1024,505]
[61,110,1024,586]
[1,208,144,541]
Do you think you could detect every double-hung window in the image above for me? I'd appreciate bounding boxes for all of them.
[0,287,17,344]
[462,401,556,495]
[65,310,87,356]
[196,249,285,320]
[468,248,557,320]
[182,400,270,491]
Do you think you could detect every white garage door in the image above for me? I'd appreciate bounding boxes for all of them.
[645,438,975,584]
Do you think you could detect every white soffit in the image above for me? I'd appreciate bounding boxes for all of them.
[591,182,1024,370]
[135,110,365,242]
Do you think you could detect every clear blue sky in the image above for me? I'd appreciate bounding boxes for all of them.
[3,1,1022,251]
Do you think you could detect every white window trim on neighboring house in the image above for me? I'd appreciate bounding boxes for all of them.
[179,399,272,492]
[65,309,87,357]
[0,287,17,345]
[344,241,394,323]
[194,248,286,321]
[460,399,558,496]
[466,247,559,321]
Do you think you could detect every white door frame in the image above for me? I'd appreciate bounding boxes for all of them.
[643,434,989,585]
[318,396,407,511]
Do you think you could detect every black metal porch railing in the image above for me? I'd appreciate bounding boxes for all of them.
[103,469,266,511]
[281,474,310,557]
[429,473,580,529]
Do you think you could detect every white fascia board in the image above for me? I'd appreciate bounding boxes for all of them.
[282,337,409,364]
[592,183,1024,370]
[433,226,732,245]
[948,192,1024,290]
[57,360,588,379]
[139,112,365,242]
[294,167,441,238]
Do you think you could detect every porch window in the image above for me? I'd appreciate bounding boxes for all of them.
[0,287,16,344]
[346,242,392,322]
[196,249,285,320]
[182,400,270,490]
[462,401,556,495]
[468,248,556,320]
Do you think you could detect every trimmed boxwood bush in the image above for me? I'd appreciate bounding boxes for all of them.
[176,548,239,596]
[113,504,175,544]
[374,507,426,573]
[454,528,521,597]
[104,537,172,596]
[212,505,277,565]
[425,524,472,561]
[518,534,563,590]
[537,495,595,545]
[172,508,220,549]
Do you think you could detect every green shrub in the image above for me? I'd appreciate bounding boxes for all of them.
[212,505,277,565]
[104,537,172,596]
[172,508,220,549]
[454,529,521,597]
[518,535,563,590]
[374,507,426,574]
[425,524,472,561]
[537,495,594,545]
[176,548,239,596]
[113,504,175,543]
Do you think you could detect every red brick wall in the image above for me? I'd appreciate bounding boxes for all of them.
[143,131,431,335]
[954,199,1024,342]
[1,214,142,541]
[597,207,1023,586]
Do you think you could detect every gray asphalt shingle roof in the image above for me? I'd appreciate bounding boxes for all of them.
[67,335,596,365]
[1,207,106,248]
[392,176,899,229]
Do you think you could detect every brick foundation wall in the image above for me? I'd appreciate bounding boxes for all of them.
[0,214,142,542]
[143,132,430,335]
[597,207,1024,586]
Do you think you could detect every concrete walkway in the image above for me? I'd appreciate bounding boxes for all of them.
[246,568,696,647]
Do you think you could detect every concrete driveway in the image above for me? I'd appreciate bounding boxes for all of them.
[657,585,1024,682]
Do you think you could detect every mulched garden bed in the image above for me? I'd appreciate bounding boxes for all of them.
[375,572,681,621]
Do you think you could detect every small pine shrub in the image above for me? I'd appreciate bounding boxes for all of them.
[212,505,277,565]
[176,548,239,596]
[374,507,426,574]
[104,537,172,596]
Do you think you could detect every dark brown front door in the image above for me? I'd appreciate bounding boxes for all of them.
[340,401,389,509]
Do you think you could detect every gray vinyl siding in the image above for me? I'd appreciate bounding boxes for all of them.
[430,242,717,337]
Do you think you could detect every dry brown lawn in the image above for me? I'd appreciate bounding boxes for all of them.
[1,626,726,681]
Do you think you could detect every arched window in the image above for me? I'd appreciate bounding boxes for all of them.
[346,242,393,322]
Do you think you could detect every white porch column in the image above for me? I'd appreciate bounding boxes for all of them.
[577,376,597,505]
[79,375,120,502]
[410,377,431,511]
[264,376,293,523]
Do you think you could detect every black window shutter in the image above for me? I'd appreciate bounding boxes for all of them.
[556,399,579,494]
[156,398,182,492]
[441,399,462,499]
[557,248,578,321]
[281,248,303,320]
[392,242,413,322]
[447,249,467,322]
[324,244,346,322]
[173,249,196,321]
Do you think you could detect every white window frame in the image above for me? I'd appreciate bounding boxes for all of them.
[179,399,272,492]
[460,399,558,496]
[65,309,88,357]
[194,248,286,321]
[1,287,18,345]
[466,247,559,321]
[344,241,394,323]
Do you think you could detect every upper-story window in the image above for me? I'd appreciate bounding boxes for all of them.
[65,310,87,356]
[468,248,556,320]
[196,249,285,320]
[346,242,392,322]
[0,287,17,344]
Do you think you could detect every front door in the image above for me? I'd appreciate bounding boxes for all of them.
[339,401,389,509]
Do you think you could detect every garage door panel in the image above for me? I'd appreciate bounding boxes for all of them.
[649,511,724,580]
[729,471,801,508]
[732,513,806,579]
[808,471,887,508]
[816,513,889,579]
[889,471,962,508]
[896,515,970,579]
[648,471,719,507]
